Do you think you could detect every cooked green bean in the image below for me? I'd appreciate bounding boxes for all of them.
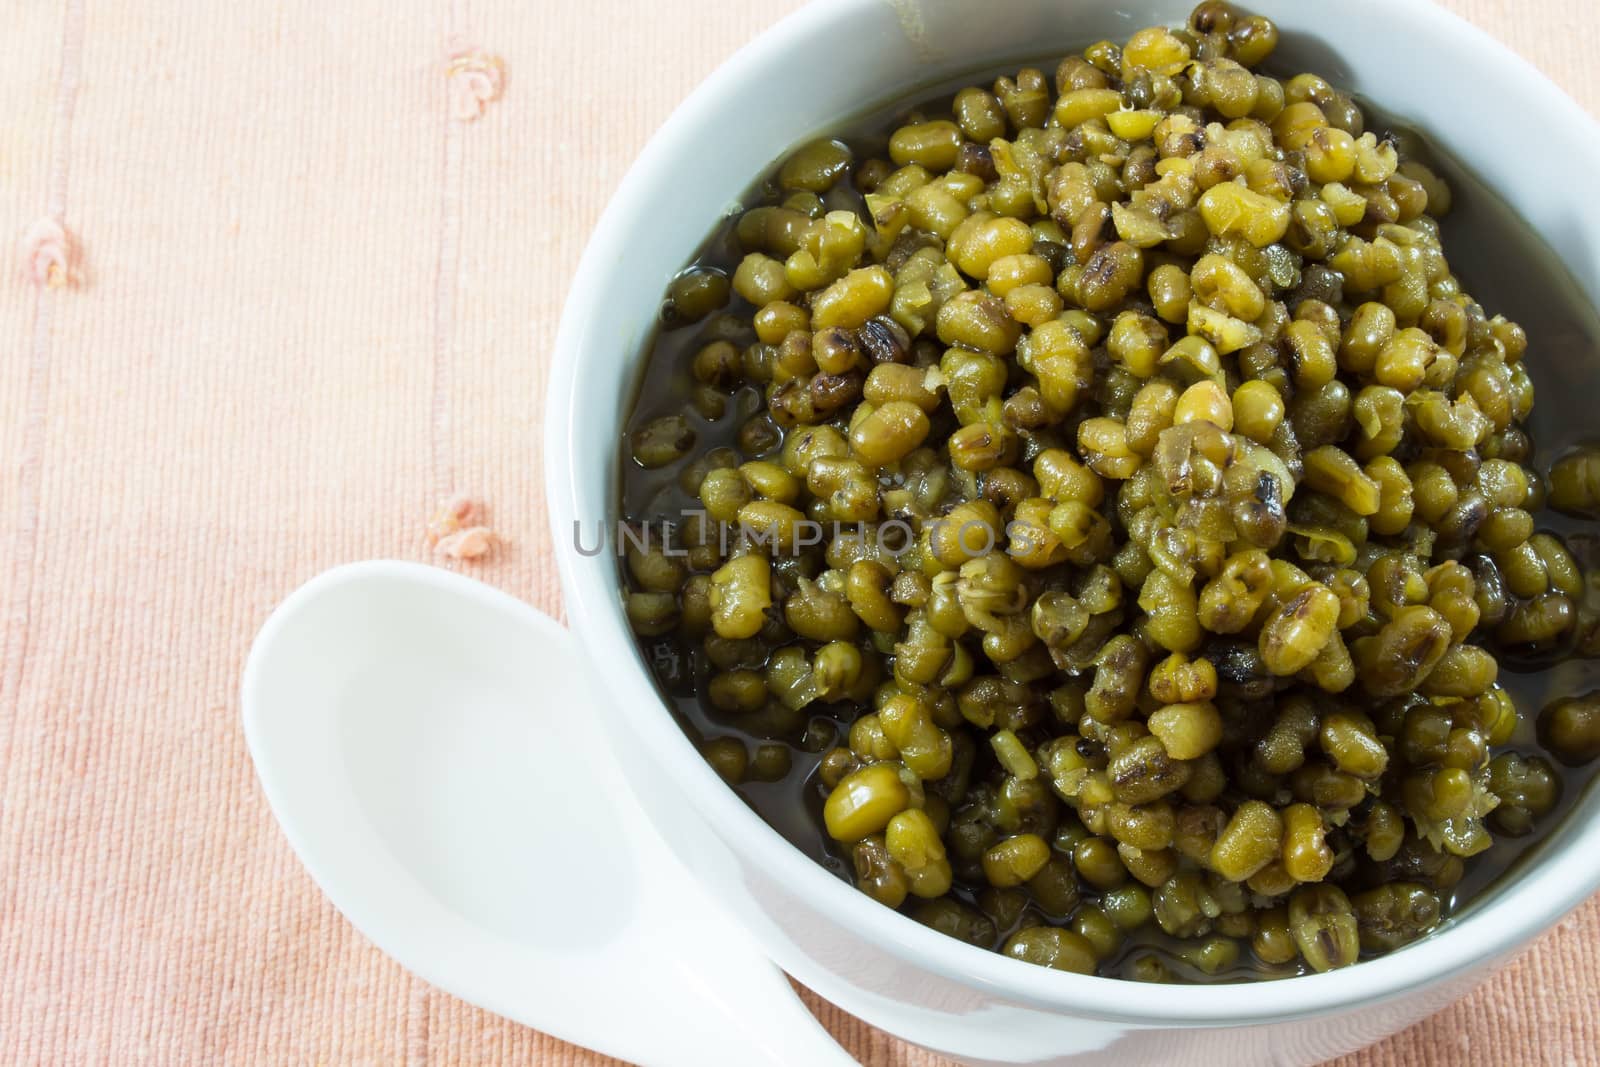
[1002,926,1097,973]
[1540,693,1600,766]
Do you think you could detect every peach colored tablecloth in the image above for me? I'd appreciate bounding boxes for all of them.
[2,0,1598,1063]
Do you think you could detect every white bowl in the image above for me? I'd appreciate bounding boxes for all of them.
[545,1,1600,1062]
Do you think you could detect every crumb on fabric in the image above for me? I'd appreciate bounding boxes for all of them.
[427,495,496,560]
[19,216,75,288]
[446,44,505,122]
[435,525,495,559]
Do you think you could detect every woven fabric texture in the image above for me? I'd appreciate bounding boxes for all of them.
[1,0,1597,1062]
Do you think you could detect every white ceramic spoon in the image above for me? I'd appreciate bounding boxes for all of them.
[241,561,855,1066]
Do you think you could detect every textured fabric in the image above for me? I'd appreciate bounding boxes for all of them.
[0,0,1596,1063]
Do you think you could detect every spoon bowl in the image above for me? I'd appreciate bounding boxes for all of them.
[241,561,851,1065]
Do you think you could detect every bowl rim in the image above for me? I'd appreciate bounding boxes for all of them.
[546,0,1600,1024]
